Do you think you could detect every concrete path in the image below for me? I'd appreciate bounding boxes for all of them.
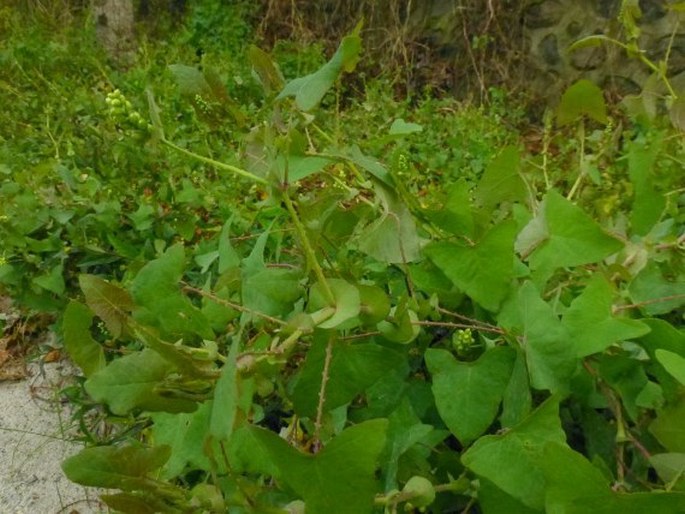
[0,362,106,514]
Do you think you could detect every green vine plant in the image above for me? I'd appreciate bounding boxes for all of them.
[59,21,685,514]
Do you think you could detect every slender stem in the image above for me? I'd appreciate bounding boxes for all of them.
[436,306,501,331]
[567,119,585,201]
[415,319,505,335]
[542,110,552,189]
[281,190,336,305]
[181,282,287,326]
[162,138,269,185]
[313,336,335,447]
[613,293,685,313]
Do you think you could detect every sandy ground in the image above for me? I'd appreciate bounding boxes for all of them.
[0,361,106,514]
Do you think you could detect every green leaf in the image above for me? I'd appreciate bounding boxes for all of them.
[629,263,685,315]
[427,180,475,238]
[85,348,197,415]
[150,402,212,479]
[62,445,170,490]
[388,118,423,136]
[248,419,388,514]
[100,492,171,514]
[242,267,303,318]
[131,244,213,339]
[210,339,252,441]
[356,182,421,264]
[627,134,666,235]
[133,328,218,379]
[541,442,613,512]
[62,301,106,377]
[651,396,685,452]
[292,337,407,418]
[343,145,394,187]
[277,23,362,111]
[381,399,436,490]
[308,279,361,329]
[241,229,304,318]
[425,219,517,311]
[500,349,532,428]
[556,79,608,126]
[650,453,685,489]
[377,305,420,344]
[357,285,391,326]
[218,217,240,273]
[562,275,650,357]
[146,88,165,141]
[462,396,565,510]
[276,154,332,182]
[168,64,210,96]
[637,319,685,401]
[520,190,623,271]
[514,281,577,393]
[656,350,685,386]
[79,274,133,338]
[33,263,65,295]
[426,347,516,445]
[478,478,540,514]
[248,44,284,95]
[473,146,527,211]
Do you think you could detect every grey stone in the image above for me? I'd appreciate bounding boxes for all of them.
[539,33,561,66]
[639,0,667,24]
[524,0,565,29]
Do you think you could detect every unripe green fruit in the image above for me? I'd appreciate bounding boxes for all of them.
[402,476,435,508]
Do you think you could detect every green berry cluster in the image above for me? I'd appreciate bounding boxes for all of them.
[452,328,474,353]
[105,89,152,135]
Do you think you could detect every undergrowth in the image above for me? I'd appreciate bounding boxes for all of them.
[1,4,684,514]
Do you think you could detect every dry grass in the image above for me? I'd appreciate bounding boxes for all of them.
[256,0,530,102]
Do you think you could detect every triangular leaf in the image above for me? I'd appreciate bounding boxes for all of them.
[131,244,213,339]
[85,348,197,415]
[473,146,527,211]
[292,337,407,418]
[426,347,516,445]
[515,281,577,393]
[248,419,388,514]
[562,274,650,357]
[150,402,212,479]
[521,190,623,271]
[462,397,565,510]
[556,79,608,126]
[425,219,517,311]
[277,23,362,111]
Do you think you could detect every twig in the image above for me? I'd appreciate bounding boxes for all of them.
[415,319,505,335]
[613,294,685,313]
[181,282,287,326]
[435,307,501,332]
[313,336,335,448]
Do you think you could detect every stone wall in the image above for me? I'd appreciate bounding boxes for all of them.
[408,0,685,100]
